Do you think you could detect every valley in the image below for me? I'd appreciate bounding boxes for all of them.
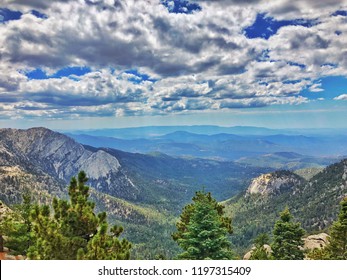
[1,126,347,259]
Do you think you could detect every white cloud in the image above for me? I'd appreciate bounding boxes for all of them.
[309,83,324,92]
[0,0,347,120]
[334,94,347,100]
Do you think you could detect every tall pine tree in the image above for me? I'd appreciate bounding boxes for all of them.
[0,194,33,255]
[173,191,233,260]
[28,171,131,260]
[306,197,347,260]
[271,207,305,260]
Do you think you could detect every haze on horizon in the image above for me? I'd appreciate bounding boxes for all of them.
[1,0,347,130]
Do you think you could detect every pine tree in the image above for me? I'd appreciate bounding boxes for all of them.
[250,233,272,260]
[324,197,347,259]
[0,194,33,255]
[173,191,233,260]
[28,171,131,260]
[271,207,305,260]
[77,212,131,260]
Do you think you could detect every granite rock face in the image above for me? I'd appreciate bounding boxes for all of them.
[0,127,139,201]
[246,170,305,197]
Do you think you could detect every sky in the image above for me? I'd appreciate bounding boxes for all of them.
[1,0,347,130]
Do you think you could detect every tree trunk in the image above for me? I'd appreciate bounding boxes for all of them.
[0,234,4,252]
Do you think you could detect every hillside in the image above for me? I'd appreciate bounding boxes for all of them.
[0,127,270,258]
[0,128,177,258]
[224,159,347,253]
[0,127,138,201]
[2,127,347,258]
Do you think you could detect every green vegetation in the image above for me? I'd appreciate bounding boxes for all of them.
[224,191,295,253]
[271,208,305,260]
[1,158,347,260]
[325,197,347,259]
[224,161,347,254]
[0,194,33,255]
[173,191,233,260]
[308,197,347,260]
[248,208,306,260]
[293,167,324,181]
[27,171,131,260]
[249,233,271,260]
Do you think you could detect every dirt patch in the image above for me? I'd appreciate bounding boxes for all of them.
[0,252,6,260]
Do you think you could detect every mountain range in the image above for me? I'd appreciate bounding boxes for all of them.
[0,127,271,258]
[62,125,347,139]
[67,130,347,162]
[1,126,347,258]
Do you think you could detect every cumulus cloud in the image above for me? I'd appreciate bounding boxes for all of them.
[0,0,347,120]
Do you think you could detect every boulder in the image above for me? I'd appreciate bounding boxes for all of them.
[303,233,329,250]
[5,254,16,260]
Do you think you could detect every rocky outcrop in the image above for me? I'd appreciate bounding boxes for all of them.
[246,171,305,196]
[303,233,330,250]
[243,233,330,260]
[0,128,139,200]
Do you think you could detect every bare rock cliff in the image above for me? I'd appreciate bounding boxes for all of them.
[0,127,139,200]
[246,170,305,196]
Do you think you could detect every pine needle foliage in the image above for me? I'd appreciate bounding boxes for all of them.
[27,171,131,260]
[271,207,305,260]
[173,191,233,260]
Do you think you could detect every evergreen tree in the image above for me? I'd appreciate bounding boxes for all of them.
[28,171,131,260]
[173,191,233,260]
[324,197,347,259]
[250,233,272,260]
[0,194,33,255]
[77,212,131,260]
[271,207,305,260]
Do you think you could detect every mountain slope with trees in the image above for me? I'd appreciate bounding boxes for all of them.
[0,127,270,258]
[1,127,347,259]
[224,159,347,253]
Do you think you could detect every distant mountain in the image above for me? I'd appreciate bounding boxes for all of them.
[63,125,286,139]
[68,130,347,161]
[261,134,347,156]
[236,152,339,170]
[224,159,347,252]
[64,125,347,139]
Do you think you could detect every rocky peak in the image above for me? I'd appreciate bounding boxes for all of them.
[0,127,138,200]
[246,170,305,197]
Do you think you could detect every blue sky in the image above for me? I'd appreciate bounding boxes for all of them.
[1,0,347,130]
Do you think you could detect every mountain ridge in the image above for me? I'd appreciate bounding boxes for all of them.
[224,159,347,252]
[0,127,139,200]
[1,126,347,258]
